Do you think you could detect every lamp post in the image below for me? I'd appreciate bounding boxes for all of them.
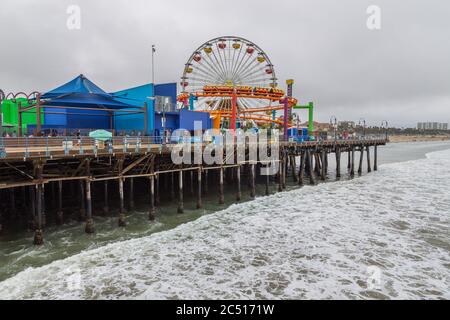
[330,115,337,141]
[358,118,366,140]
[381,120,388,140]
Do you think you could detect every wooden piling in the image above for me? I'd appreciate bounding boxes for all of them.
[149,175,156,221]
[250,163,256,198]
[219,167,225,204]
[358,146,364,175]
[282,152,287,189]
[347,150,351,169]
[170,172,175,200]
[374,145,378,171]
[103,180,109,214]
[196,168,202,209]
[56,180,63,225]
[321,150,326,180]
[79,180,86,221]
[118,178,126,227]
[129,177,135,211]
[236,165,241,201]
[29,186,36,230]
[204,170,209,194]
[336,148,341,179]
[350,147,355,176]
[366,146,372,173]
[190,171,194,196]
[291,155,298,182]
[155,173,160,206]
[265,165,270,196]
[85,179,95,234]
[298,150,305,186]
[278,153,283,192]
[33,184,44,245]
[178,169,184,213]
[307,150,316,185]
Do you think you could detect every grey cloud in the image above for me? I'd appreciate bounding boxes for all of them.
[0,0,449,127]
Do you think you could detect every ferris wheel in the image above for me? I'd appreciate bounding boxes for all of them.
[179,36,278,112]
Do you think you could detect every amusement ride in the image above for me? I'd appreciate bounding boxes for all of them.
[176,36,312,135]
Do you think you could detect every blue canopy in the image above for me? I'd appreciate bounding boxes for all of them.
[41,75,138,109]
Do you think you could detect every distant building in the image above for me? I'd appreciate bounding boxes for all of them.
[417,122,448,130]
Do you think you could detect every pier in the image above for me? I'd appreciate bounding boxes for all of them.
[0,136,387,244]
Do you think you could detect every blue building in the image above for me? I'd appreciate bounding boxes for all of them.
[112,82,211,136]
[33,76,212,136]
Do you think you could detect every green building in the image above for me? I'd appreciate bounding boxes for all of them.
[1,98,44,134]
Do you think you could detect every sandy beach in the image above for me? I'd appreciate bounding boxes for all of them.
[388,134,450,143]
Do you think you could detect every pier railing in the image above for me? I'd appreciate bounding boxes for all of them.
[0,135,388,160]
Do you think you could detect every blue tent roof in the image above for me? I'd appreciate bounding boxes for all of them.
[41,75,138,109]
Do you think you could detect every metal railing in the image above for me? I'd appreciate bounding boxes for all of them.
[0,136,168,159]
[0,134,388,160]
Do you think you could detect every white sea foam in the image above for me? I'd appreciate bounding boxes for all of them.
[0,149,449,300]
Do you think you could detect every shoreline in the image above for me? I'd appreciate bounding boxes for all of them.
[388,134,450,143]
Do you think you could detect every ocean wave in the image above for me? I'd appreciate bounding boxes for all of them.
[0,149,449,300]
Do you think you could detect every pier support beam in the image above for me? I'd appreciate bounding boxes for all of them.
[374,145,378,171]
[366,146,372,173]
[204,170,209,194]
[155,174,160,206]
[29,186,36,230]
[190,171,194,196]
[149,175,156,221]
[56,180,63,225]
[178,170,184,213]
[129,177,135,211]
[278,155,283,192]
[350,147,355,176]
[103,180,109,214]
[265,165,270,196]
[118,178,126,227]
[250,163,256,198]
[79,180,86,221]
[170,172,175,200]
[33,184,44,245]
[282,153,287,189]
[307,150,316,185]
[219,167,225,204]
[197,168,202,209]
[321,150,326,180]
[336,148,341,179]
[85,179,95,234]
[236,165,241,201]
[298,150,305,186]
[358,146,364,175]
[291,155,298,182]
[348,150,351,169]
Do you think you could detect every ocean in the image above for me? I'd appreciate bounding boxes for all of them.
[0,141,449,299]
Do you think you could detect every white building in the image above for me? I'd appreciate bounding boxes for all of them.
[417,122,448,130]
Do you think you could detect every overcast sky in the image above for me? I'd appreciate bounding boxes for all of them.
[1,0,449,127]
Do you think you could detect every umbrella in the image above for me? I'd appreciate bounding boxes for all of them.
[89,129,112,141]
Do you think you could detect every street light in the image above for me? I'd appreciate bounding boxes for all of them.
[358,118,366,140]
[381,120,388,140]
[330,115,337,141]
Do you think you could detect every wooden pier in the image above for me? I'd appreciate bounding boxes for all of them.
[0,136,387,244]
